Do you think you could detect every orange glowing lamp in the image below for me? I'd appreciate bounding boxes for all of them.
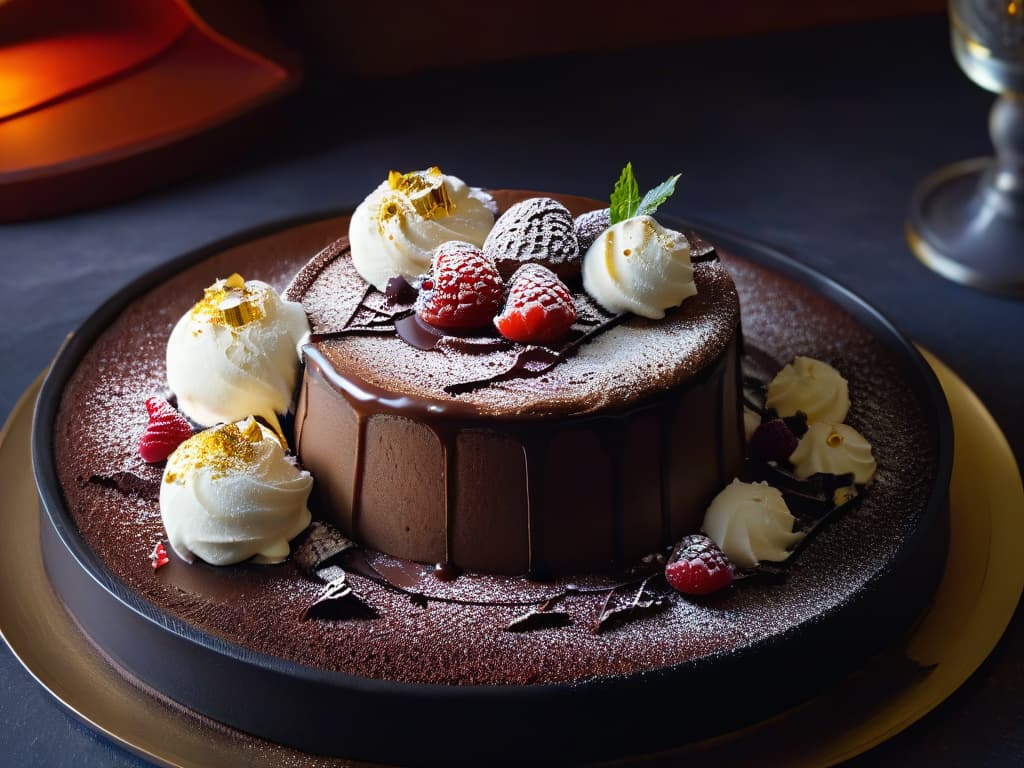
[0,0,300,221]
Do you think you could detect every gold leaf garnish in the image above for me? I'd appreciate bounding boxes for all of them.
[219,295,263,328]
[190,275,266,329]
[164,420,265,482]
[386,167,454,220]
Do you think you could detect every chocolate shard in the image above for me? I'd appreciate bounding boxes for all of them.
[88,471,161,501]
[384,275,418,306]
[293,521,359,576]
[302,571,377,621]
[506,609,572,633]
[686,229,718,263]
[593,576,671,634]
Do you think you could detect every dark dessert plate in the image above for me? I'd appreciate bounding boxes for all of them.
[32,206,952,766]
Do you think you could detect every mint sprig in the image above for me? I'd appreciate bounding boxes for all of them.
[609,162,640,225]
[608,163,681,224]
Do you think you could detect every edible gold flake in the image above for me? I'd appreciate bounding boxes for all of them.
[833,486,857,506]
[386,167,454,219]
[164,420,265,483]
[189,274,266,329]
[219,295,263,327]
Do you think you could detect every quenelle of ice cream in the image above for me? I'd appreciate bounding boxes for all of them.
[702,479,804,569]
[790,422,877,485]
[765,356,850,425]
[166,274,309,432]
[349,167,496,290]
[161,418,312,566]
[582,215,696,319]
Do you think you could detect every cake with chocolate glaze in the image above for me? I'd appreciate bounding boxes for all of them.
[288,186,744,576]
[34,166,951,764]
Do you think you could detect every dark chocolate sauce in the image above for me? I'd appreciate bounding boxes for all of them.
[394,313,444,351]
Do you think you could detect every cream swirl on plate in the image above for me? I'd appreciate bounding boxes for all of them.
[765,356,850,425]
[161,418,312,566]
[789,422,877,484]
[702,479,804,569]
[166,274,309,430]
[581,215,696,319]
[349,167,496,290]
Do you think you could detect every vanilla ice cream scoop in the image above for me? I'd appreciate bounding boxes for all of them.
[349,167,496,290]
[161,418,312,566]
[166,274,309,430]
[582,215,696,319]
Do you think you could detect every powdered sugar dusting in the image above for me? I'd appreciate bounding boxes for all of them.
[50,204,941,688]
[303,248,739,417]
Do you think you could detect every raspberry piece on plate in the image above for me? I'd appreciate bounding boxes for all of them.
[494,263,577,344]
[749,418,800,463]
[416,241,505,330]
[665,534,735,595]
[138,396,193,463]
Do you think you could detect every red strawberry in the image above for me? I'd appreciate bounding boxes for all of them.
[138,396,193,463]
[665,534,734,595]
[416,242,504,329]
[493,264,576,344]
[749,418,799,463]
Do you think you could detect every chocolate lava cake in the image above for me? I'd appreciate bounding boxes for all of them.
[289,190,744,575]
[34,186,951,765]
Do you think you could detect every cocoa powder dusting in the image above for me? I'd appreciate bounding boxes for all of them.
[52,208,938,687]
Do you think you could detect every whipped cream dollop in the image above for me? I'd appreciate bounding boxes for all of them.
[582,215,696,319]
[702,479,804,569]
[765,356,850,425]
[161,418,312,566]
[349,167,496,290]
[789,422,877,484]
[166,274,309,429]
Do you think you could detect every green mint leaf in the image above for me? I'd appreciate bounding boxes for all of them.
[636,173,681,218]
[609,162,640,224]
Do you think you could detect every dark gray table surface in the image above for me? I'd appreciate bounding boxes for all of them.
[3,14,1023,767]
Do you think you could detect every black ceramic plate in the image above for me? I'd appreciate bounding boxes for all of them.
[32,208,952,766]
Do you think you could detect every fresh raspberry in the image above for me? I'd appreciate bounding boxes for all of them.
[493,264,577,344]
[416,242,504,329]
[138,396,193,463]
[749,418,799,463]
[665,534,734,595]
[150,541,170,571]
